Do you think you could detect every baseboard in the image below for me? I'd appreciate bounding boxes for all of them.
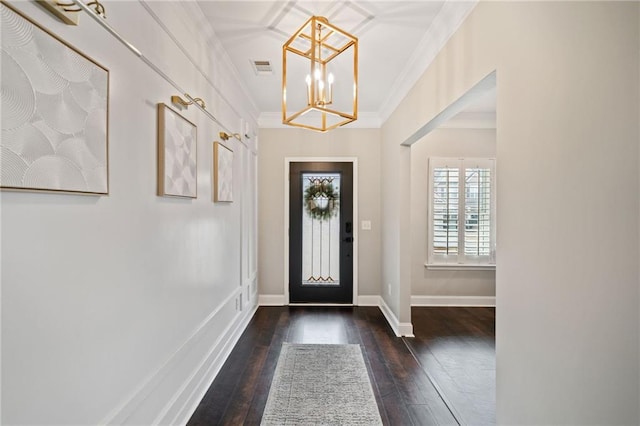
[411,295,496,307]
[357,295,381,306]
[258,293,416,337]
[288,303,355,307]
[260,294,382,306]
[379,296,414,337]
[258,294,286,306]
[398,322,414,337]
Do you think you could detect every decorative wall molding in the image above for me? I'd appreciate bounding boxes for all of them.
[99,289,254,425]
[2,2,260,425]
[166,305,258,425]
[411,295,496,307]
[245,272,258,302]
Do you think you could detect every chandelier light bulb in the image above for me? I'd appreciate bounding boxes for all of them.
[327,73,334,104]
[305,74,312,105]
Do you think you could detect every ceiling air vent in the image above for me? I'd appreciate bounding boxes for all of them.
[251,60,273,76]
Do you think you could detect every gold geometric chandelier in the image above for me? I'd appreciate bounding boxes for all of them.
[282,16,358,132]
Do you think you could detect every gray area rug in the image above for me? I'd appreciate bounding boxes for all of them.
[261,343,383,425]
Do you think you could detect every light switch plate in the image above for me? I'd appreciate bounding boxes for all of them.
[361,220,371,230]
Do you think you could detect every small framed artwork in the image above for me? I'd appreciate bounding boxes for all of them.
[1,2,109,195]
[157,103,197,198]
[213,142,233,202]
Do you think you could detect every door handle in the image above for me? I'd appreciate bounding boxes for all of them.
[343,237,354,243]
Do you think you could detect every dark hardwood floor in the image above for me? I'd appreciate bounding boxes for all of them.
[187,306,495,426]
[405,307,496,425]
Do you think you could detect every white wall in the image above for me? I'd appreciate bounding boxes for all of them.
[257,128,382,301]
[382,1,639,423]
[411,128,496,300]
[380,124,412,328]
[1,2,258,425]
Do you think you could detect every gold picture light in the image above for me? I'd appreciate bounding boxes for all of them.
[171,94,206,110]
[58,0,105,17]
[38,0,106,24]
[219,132,241,141]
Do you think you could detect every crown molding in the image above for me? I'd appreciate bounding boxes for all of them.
[258,111,382,129]
[377,0,479,124]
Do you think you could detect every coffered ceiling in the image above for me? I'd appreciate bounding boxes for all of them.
[195,1,480,126]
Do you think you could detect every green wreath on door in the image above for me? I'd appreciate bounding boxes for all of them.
[304,178,340,221]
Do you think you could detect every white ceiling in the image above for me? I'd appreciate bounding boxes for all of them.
[195,1,482,126]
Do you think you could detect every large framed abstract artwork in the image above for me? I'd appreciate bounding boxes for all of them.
[213,141,233,202]
[157,103,197,198]
[1,2,109,195]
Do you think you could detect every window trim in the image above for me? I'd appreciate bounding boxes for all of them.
[424,262,496,271]
[427,157,496,269]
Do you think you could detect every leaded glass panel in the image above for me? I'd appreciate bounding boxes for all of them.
[301,173,340,286]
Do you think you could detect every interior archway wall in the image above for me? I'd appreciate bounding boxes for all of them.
[380,2,639,423]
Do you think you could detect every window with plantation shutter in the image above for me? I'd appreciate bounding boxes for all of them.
[428,158,496,269]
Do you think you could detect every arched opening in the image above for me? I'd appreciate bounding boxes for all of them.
[402,71,497,424]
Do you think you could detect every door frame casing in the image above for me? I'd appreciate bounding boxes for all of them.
[284,157,359,305]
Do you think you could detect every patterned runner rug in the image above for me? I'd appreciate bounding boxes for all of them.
[261,343,383,425]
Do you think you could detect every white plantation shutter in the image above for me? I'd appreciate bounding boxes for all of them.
[462,159,494,263]
[430,159,460,262]
[428,158,496,267]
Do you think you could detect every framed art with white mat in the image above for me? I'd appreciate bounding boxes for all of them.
[213,141,232,202]
[157,103,197,198]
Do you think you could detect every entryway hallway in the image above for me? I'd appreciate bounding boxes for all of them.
[188,306,495,425]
